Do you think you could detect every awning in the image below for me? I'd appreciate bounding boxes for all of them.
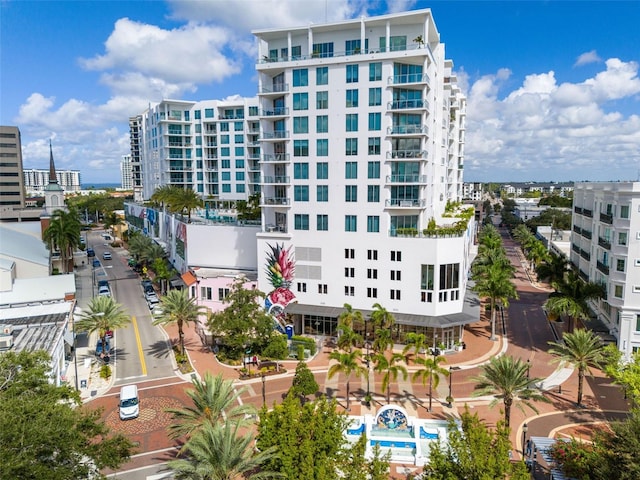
[285,284,480,328]
[181,271,198,287]
[170,276,186,288]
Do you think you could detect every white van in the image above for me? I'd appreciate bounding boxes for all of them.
[119,385,139,420]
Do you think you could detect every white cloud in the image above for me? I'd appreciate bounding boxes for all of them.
[575,50,601,67]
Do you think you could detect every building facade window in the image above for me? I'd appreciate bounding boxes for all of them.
[619,232,628,245]
[345,138,358,155]
[346,64,359,83]
[345,215,357,232]
[316,91,329,109]
[367,268,378,279]
[293,116,309,133]
[317,214,328,231]
[317,162,329,179]
[367,249,378,260]
[294,214,310,230]
[368,137,381,155]
[346,89,359,107]
[367,185,380,202]
[345,161,358,179]
[344,267,355,278]
[391,250,402,261]
[614,284,623,298]
[345,248,355,259]
[367,287,378,298]
[316,115,328,133]
[345,185,357,202]
[294,162,309,179]
[368,112,381,131]
[368,161,380,178]
[390,289,401,300]
[369,62,382,81]
[316,66,329,85]
[317,185,329,202]
[293,68,308,87]
[369,87,382,106]
[317,139,329,156]
[367,215,380,232]
[293,93,309,110]
[293,140,309,157]
[346,114,359,132]
[294,185,309,201]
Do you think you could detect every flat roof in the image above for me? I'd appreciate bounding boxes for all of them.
[0,274,75,307]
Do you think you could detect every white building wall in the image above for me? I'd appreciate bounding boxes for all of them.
[120,154,133,190]
[24,169,81,194]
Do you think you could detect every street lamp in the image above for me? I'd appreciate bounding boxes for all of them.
[261,372,266,407]
[526,359,531,380]
[448,366,453,407]
[522,423,528,460]
[428,345,440,412]
[364,317,371,404]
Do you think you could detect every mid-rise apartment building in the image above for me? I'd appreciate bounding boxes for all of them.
[131,98,260,201]
[252,9,473,344]
[572,182,640,359]
[23,168,81,195]
[129,116,143,202]
[0,126,25,208]
[120,154,133,190]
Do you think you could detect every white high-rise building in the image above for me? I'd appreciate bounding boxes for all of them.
[252,9,474,344]
[572,182,640,359]
[132,98,259,201]
[120,154,133,190]
[23,168,81,195]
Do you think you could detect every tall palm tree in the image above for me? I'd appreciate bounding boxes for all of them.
[412,352,449,412]
[327,349,367,411]
[477,224,503,252]
[103,211,125,239]
[167,372,255,441]
[472,260,519,340]
[372,327,393,356]
[372,352,408,404]
[43,208,81,273]
[166,421,283,480]
[336,325,362,353]
[472,355,549,427]
[338,303,365,334]
[548,329,604,406]
[370,303,395,331]
[75,296,130,355]
[173,188,204,223]
[153,289,204,356]
[536,253,569,285]
[544,271,605,333]
[150,185,177,212]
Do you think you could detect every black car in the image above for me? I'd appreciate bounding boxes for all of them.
[98,279,109,289]
[87,248,95,257]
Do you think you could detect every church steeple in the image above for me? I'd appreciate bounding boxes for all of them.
[43,139,65,215]
[48,140,59,184]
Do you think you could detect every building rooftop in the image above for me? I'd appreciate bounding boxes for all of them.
[0,274,75,307]
[0,222,49,267]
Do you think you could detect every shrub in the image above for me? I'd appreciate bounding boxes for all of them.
[291,335,317,355]
[262,334,289,360]
[100,365,111,379]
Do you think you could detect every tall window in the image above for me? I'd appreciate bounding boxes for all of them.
[293,93,308,110]
[346,64,359,83]
[317,185,329,202]
[346,89,359,107]
[294,214,309,230]
[345,161,358,179]
[292,68,308,87]
[369,62,382,81]
[368,137,381,155]
[293,140,309,157]
[317,139,329,156]
[312,42,334,58]
[316,115,328,133]
[439,263,460,290]
[368,112,381,131]
[368,161,380,178]
[345,215,357,232]
[316,91,329,109]
[345,185,357,202]
[345,138,358,155]
[367,216,380,232]
[346,114,359,132]
[293,116,308,134]
[367,185,380,202]
[369,87,382,106]
[294,162,309,179]
[316,66,328,85]
[317,162,329,179]
[317,214,328,231]
[294,185,309,201]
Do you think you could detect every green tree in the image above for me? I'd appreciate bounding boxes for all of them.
[536,252,569,285]
[548,329,604,406]
[257,394,350,480]
[544,271,605,333]
[412,351,449,412]
[206,279,275,360]
[152,257,171,294]
[372,352,408,404]
[236,192,262,221]
[167,421,283,480]
[43,208,81,273]
[328,349,367,411]
[602,347,640,406]
[172,187,204,223]
[75,296,131,356]
[472,355,549,427]
[290,361,319,400]
[472,259,518,341]
[337,324,363,353]
[0,350,133,479]
[103,210,125,237]
[153,288,204,356]
[166,372,255,442]
[424,407,529,480]
[339,303,365,335]
[370,302,395,331]
[340,435,390,480]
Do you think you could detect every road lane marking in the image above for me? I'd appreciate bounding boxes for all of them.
[132,316,147,376]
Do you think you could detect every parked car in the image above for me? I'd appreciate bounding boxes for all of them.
[141,279,154,296]
[151,304,164,316]
[96,338,111,355]
[92,259,101,268]
[145,290,159,303]
[103,251,112,260]
[98,279,109,289]
[87,248,95,257]
[147,296,160,310]
[98,285,111,297]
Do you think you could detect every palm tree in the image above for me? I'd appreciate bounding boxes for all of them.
[372,327,393,356]
[153,289,204,356]
[327,349,367,411]
[544,271,605,333]
[167,372,255,441]
[472,260,519,340]
[338,303,365,334]
[412,352,449,412]
[371,303,395,331]
[103,211,125,239]
[372,352,408,404]
[472,355,549,427]
[150,185,177,212]
[43,208,81,273]
[402,332,428,364]
[477,224,503,252]
[336,325,362,353]
[548,329,604,406]
[75,296,130,355]
[173,188,204,223]
[166,421,283,480]
[536,253,569,285]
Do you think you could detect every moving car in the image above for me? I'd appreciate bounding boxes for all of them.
[102,251,112,260]
[119,385,139,420]
[87,248,95,257]
[98,285,111,297]
[92,259,101,268]
[98,279,109,289]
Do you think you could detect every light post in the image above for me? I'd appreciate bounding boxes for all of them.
[522,423,528,460]
[261,372,266,407]
[72,317,79,390]
[447,366,453,407]
[364,317,371,401]
[526,359,531,380]
[428,345,440,412]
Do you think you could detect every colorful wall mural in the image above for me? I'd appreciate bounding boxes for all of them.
[264,243,296,329]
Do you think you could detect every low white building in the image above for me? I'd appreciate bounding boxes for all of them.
[571,181,640,359]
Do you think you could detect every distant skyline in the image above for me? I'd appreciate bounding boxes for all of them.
[1,1,639,184]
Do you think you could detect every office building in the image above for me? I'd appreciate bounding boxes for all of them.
[252,9,474,345]
[0,126,25,208]
[23,168,81,195]
[129,116,143,202]
[120,154,133,190]
[131,98,259,201]
[572,182,640,359]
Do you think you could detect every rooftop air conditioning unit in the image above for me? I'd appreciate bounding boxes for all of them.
[0,336,13,350]
[1,325,14,336]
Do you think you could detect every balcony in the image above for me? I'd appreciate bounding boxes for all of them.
[582,229,592,240]
[387,99,429,111]
[259,107,289,118]
[261,153,290,163]
[259,84,289,95]
[580,249,591,261]
[578,270,589,282]
[387,73,430,86]
[218,113,244,120]
[574,206,583,215]
[572,243,581,254]
[261,130,289,140]
[599,212,613,224]
[387,150,427,160]
[387,125,428,136]
[385,174,428,184]
[598,237,611,250]
[263,197,290,206]
[596,260,610,275]
[573,225,581,234]
[583,209,593,218]
[262,176,290,184]
[385,198,426,208]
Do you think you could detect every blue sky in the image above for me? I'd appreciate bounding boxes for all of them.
[1,0,639,184]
